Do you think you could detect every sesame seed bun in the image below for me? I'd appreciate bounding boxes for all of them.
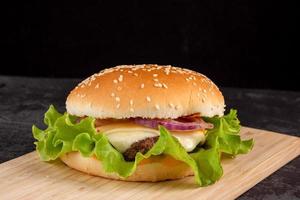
[66,64,225,119]
[60,152,193,182]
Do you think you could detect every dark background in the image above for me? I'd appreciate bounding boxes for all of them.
[0,1,297,90]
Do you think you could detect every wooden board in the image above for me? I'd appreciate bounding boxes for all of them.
[0,127,299,200]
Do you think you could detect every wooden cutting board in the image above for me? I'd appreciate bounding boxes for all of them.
[0,127,299,200]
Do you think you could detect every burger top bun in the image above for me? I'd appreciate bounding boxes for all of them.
[66,64,225,119]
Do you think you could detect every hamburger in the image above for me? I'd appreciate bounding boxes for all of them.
[32,64,253,186]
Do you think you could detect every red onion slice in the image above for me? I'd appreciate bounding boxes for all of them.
[133,118,160,129]
[133,117,213,131]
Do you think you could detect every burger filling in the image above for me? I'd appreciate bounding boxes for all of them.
[123,136,159,161]
[91,113,212,161]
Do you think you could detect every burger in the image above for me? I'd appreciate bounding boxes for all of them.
[32,64,253,186]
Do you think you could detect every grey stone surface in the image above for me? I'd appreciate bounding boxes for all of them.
[0,75,299,199]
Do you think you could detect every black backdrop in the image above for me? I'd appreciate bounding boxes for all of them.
[0,1,297,90]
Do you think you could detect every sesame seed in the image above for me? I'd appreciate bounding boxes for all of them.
[80,85,85,88]
[153,78,159,82]
[204,89,207,93]
[130,108,134,112]
[193,82,197,86]
[155,104,160,110]
[197,93,200,97]
[130,99,133,106]
[95,83,99,88]
[185,78,190,82]
[111,93,115,97]
[115,97,120,102]
[164,69,170,75]
[169,103,174,108]
[113,79,118,84]
[77,94,80,97]
[154,83,162,88]
[117,86,122,91]
[118,75,123,82]
[81,94,86,98]
[175,105,180,110]
[128,71,133,73]
[116,104,120,109]
[146,96,151,102]
[133,73,138,76]
[153,74,158,77]
[140,83,145,89]
[162,83,168,89]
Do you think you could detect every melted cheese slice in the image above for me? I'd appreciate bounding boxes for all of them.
[97,122,206,153]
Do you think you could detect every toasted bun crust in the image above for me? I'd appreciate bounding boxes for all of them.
[60,152,193,182]
[66,64,225,119]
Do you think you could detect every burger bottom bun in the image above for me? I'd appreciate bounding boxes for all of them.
[60,152,193,182]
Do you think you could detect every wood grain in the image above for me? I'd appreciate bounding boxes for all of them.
[0,127,299,200]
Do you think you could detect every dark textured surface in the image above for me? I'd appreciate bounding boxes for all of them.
[0,75,299,199]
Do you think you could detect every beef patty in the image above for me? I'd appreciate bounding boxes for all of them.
[123,136,159,161]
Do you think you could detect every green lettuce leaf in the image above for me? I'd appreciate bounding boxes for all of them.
[204,109,254,156]
[32,105,253,186]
